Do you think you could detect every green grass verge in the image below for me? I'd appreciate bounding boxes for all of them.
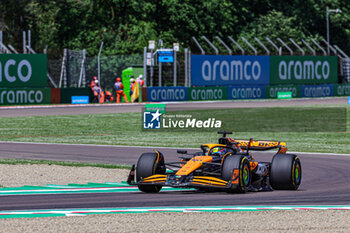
[0,105,348,154]
[0,159,131,169]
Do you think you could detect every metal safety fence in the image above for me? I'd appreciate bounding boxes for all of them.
[342,58,350,83]
[57,49,143,90]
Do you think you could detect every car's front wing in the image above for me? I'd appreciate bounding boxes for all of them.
[138,174,236,190]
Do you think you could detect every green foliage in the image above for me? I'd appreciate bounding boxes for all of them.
[236,11,309,54]
[0,0,350,56]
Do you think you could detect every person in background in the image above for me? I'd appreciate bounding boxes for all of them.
[129,77,136,97]
[90,76,97,89]
[114,77,128,103]
[130,77,139,103]
[92,79,105,103]
[104,91,114,103]
[136,75,144,87]
[90,76,98,102]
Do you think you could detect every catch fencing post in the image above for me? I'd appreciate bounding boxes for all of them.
[173,43,179,86]
[8,45,18,54]
[228,36,244,55]
[0,31,2,54]
[98,42,104,103]
[241,37,257,55]
[311,39,327,56]
[202,36,219,55]
[277,38,293,55]
[0,41,11,53]
[322,38,339,57]
[173,49,177,86]
[289,38,305,56]
[23,31,27,54]
[334,45,349,58]
[216,36,232,55]
[188,50,191,87]
[255,37,270,55]
[148,40,155,87]
[184,48,188,87]
[158,39,163,87]
[43,45,48,54]
[192,37,205,55]
[266,37,280,55]
[302,39,316,56]
[28,30,31,52]
[143,47,147,87]
[59,49,67,88]
[78,49,86,87]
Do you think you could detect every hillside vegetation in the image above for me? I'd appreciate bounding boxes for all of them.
[0,0,349,57]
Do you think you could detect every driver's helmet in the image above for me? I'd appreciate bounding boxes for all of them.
[211,147,219,154]
[211,147,226,156]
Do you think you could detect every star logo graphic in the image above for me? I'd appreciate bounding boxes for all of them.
[150,109,162,122]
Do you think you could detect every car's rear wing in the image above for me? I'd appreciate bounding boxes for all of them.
[235,139,287,152]
[217,132,287,153]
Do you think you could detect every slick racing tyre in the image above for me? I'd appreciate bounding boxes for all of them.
[136,152,166,193]
[270,153,302,190]
[222,155,251,193]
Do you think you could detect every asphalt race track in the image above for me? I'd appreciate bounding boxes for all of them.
[0,97,348,211]
[0,142,350,211]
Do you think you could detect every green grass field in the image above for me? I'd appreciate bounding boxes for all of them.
[0,105,349,154]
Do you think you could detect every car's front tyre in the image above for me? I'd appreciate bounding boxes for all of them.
[222,155,251,193]
[136,152,166,193]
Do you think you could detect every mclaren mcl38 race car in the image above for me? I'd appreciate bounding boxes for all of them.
[127,132,302,193]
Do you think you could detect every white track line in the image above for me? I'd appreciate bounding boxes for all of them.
[0,96,346,110]
[0,141,349,156]
[1,206,350,217]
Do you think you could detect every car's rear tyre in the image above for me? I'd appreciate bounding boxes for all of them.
[136,152,166,193]
[222,155,251,193]
[270,153,301,190]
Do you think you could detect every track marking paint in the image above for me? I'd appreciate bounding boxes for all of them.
[0,96,345,110]
[0,141,349,156]
[0,182,191,196]
[0,206,349,219]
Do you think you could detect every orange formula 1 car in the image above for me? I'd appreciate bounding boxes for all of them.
[127,132,302,193]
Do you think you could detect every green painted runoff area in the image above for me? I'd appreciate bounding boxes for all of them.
[0,182,188,196]
[0,206,349,219]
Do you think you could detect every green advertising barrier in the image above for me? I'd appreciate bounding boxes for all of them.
[277,92,292,99]
[188,87,227,101]
[334,83,350,96]
[270,56,338,85]
[266,85,301,98]
[0,54,47,88]
[0,88,51,105]
[145,103,166,113]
